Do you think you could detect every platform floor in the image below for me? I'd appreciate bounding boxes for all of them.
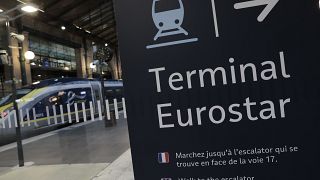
[0,115,134,179]
[0,150,134,180]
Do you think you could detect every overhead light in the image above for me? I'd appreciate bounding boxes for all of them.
[30,62,36,66]
[61,26,66,30]
[74,24,82,30]
[21,5,38,13]
[105,43,108,47]
[64,67,70,71]
[24,51,35,60]
[0,9,3,13]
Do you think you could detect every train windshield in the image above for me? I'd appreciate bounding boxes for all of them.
[0,89,33,107]
[154,0,180,13]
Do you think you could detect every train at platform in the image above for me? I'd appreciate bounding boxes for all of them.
[0,78,123,145]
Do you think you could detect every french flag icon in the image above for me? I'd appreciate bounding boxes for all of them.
[158,152,170,164]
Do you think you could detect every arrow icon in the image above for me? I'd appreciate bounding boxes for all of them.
[234,0,279,22]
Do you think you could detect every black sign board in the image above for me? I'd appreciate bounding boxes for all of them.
[114,0,320,179]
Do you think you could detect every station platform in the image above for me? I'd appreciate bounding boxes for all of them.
[0,114,134,180]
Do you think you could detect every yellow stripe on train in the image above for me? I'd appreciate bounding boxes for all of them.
[0,87,47,113]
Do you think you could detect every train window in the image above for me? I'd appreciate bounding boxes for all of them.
[48,91,66,106]
[0,94,11,106]
[41,91,65,106]
[115,88,123,101]
[154,0,180,13]
[105,89,114,101]
[95,90,100,101]
[36,88,91,108]
[116,88,122,95]
[17,89,33,98]
[0,88,32,106]
[106,89,113,94]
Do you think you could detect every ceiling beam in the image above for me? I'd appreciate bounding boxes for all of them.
[110,38,117,43]
[27,0,117,47]
[87,19,113,31]
[82,11,114,30]
[34,11,107,44]
[103,33,117,41]
[55,0,88,18]
[41,1,89,23]
[95,25,115,36]
[67,1,111,23]
[95,28,114,37]
[77,6,114,27]
[109,38,118,47]
[44,0,64,11]
[90,18,115,33]
[99,26,116,37]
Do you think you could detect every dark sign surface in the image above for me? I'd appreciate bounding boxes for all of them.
[114,0,320,179]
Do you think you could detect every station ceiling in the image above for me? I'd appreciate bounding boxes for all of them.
[0,0,117,47]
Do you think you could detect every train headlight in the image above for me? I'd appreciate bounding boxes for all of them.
[49,96,58,103]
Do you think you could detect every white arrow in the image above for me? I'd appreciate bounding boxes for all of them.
[234,0,279,22]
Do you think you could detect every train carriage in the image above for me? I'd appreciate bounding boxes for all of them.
[0,78,123,145]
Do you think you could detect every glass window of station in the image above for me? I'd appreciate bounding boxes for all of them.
[28,36,77,82]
